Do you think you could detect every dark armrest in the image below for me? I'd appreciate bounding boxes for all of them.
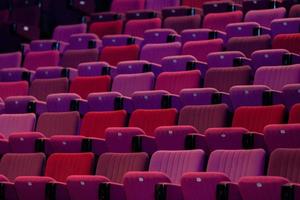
[263,90,283,106]
[46,181,70,200]
[0,181,18,200]
[185,133,208,152]
[0,139,9,155]
[244,132,266,150]
[282,183,300,200]
[99,182,125,200]
[217,181,242,200]
[88,137,107,156]
[132,135,157,155]
[70,99,88,116]
[155,183,183,200]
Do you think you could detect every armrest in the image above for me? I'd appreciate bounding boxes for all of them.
[132,135,157,155]
[0,181,18,200]
[261,26,271,35]
[133,36,144,47]
[217,181,242,200]
[185,133,208,152]
[70,99,88,116]
[66,68,78,80]
[46,181,70,200]
[123,97,134,114]
[99,182,126,200]
[161,94,180,110]
[0,139,9,155]
[282,183,300,200]
[150,62,162,76]
[244,132,266,150]
[263,90,283,105]
[89,137,107,156]
[233,57,252,67]
[27,100,47,116]
[155,183,183,200]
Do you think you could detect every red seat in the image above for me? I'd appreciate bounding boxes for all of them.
[129,109,177,136]
[289,103,300,123]
[70,76,111,99]
[80,110,127,138]
[273,33,300,54]
[232,105,285,133]
[89,20,123,39]
[100,45,140,66]
[0,81,28,100]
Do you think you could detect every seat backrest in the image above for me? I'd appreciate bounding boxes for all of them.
[207,51,245,68]
[268,148,300,183]
[45,153,94,182]
[272,33,300,54]
[112,73,155,97]
[0,153,45,182]
[46,93,81,112]
[125,18,162,38]
[111,0,146,13]
[163,15,202,35]
[146,0,180,11]
[289,103,300,123]
[203,11,243,32]
[96,152,148,183]
[61,49,99,69]
[0,113,36,137]
[149,150,205,184]
[207,149,266,182]
[289,4,300,17]
[245,7,286,28]
[23,51,60,71]
[129,109,177,136]
[254,64,300,91]
[271,18,300,36]
[155,70,201,94]
[232,105,285,133]
[178,104,228,133]
[0,52,22,69]
[80,110,127,138]
[67,33,99,50]
[70,76,111,99]
[29,78,69,101]
[53,23,87,42]
[36,112,80,137]
[0,81,28,100]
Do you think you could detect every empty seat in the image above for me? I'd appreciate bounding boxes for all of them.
[46,93,81,113]
[207,51,246,68]
[86,92,123,112]
[282,84,300,110]
[125,17,162,38]
[0,114,36,137]
[179,104,229,133]
[100,45,140,66]
[203,11,243,32]
[23,51,60,71]
[181,28,226,44]
[226,35,271,57]
[140,42,181,64]
[77,62,110,77]
[4,96,38,114]
[80,110,127,138]
[36,112,80,137]
[225,22,263,39]
[112,73,155,97]
[0,52,22,69]
[145,0,180,11]
[289,103,300,123]
[61,49,99,69]
[232,105,285,133]
[9,132,45,153]
[179,88,221,107]
[129,109,177,136]
[111,0,145,13]
[123,150,205,200]
[289,4,300,17]
[271,18,300,37]
[155,70,201,95]
[164,15,201,34]
[0,81,28,100]
[70,76,111,99]
[244,7,286,28]
[143,28,177,44]
[182,39,223,62]
[66,33,100,50]
[254,64,300,91]
[273,33,300,54]
[0,153,45,182]
[161,55,202,72]
[89,18,123,39]
[29,78,69,101]
[239,148,300,200]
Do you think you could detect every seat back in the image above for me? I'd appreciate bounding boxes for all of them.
[0,114,36,137]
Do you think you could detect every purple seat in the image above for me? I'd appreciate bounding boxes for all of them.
[0,68,32,82]
[0,153,45,182]
[251,49,290,72]
[115,60,161,76]
[178,104,228,133]
[0,114,36,137]
[179,88,221,107]
[67,152,148,200]
[87,92,123,112]
[77,61,110,77]
[204,66,251,92]
[36,112,80,137]
[46,93,81,112]
[34,66,78,80]
[102,34,141,47]
[155,70,201,95]
[105,127,145,153]
[207,51,246,68]
[0,52,22,69]
[202,1,241,15]
[182,39,223,62]
[225,22,265,39]
[181,29,226,44]
[140,42,182,64]
[29,78,69,101]
[9,132,45,153]
[112,73,155,97]
[131,90,171,110]
[4,96,37,114]
[123,150,205,200]
[145,0,180,11]
[161,55,207,72]
[66,33,101,50]
[203,11,243,32]
[282,84,300,110]
[264,124,300,152]
[271,18,300,37]
[111,0,146,13]
[254,64,300,91]
[181,149,266,200]
[229,85,273,109]
[244,7,286,28]
[238,148,300,200]
[226,35,272,57]
[143,28,178,45]
[155,125,199,150]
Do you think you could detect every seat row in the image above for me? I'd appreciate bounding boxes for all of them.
[0,148,299,200]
